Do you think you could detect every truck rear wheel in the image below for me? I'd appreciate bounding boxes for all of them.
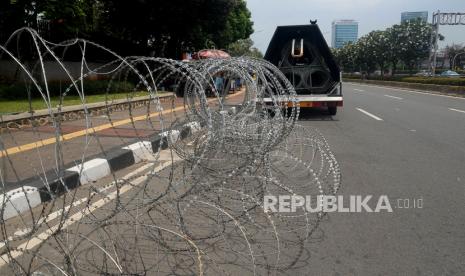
[328,106,337,116]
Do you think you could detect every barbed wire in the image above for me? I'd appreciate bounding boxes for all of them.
[0,28,340,275]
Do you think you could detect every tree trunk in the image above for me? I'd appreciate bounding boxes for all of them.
[391,60,398,76]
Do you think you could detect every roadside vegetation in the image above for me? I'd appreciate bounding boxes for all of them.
[0,0,260,113]
[343,75,465,86]
[0,80,135,99]
[0,91,157,114]
[332,19,465,81]
[0,79,168,114]
[1,0,255,59]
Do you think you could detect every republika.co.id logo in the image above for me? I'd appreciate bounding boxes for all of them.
[263,195,423,213]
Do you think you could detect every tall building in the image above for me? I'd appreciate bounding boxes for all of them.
[331,20,358,49]
[401,11,428,23]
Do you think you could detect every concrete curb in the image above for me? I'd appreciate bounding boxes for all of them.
[0,121,200,220]
[0,186,42,220]
[1,101,243,220]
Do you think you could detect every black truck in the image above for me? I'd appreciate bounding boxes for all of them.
[264,21,343,115]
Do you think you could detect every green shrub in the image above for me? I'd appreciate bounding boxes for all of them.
[344,76,465,86]
[400,77,465,86]
[344,69,465,77]
[0,80,136,100]
[367,75,405,81]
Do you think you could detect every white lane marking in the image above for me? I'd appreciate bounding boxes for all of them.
[0,197,89,250]
[384,94,403,100]
[0,160,173,267]
[356,108,384,121]
[2,158,159,247]
[353,88,365,92]
[347,83,465,100]
[449,108,465,114]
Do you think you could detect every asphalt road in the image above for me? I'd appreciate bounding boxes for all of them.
[302,83,465,275]
[1,83,464,275]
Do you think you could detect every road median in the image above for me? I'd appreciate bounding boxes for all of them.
[345,78,465,97]
[0,121,201,221]
[0,91,242,220]
[0,93,176,131]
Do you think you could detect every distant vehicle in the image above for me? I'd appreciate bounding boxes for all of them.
[263,21,342,115]
[440,70,461,77]
[415,70,432,77]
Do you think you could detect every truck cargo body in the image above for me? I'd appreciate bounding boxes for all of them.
[264,23,343,115]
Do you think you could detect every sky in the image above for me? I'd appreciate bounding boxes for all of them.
[246,0,465,53]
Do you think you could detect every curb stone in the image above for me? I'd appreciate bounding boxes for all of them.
[1,121,202,220]
[1,103,242,220]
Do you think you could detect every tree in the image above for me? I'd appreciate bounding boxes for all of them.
[355,36,377,73]
[331,47,343,68]
[385,24,403,75]
[228,38,263,58]
[0,0,40,43]
[98,0,254,58]
[396,19,432,72]
[334,19,433,75]
[0,0,99,42]
[38,0,100,41]
[218,0,254,49]
[333,42,357,72]
[445,44,465,70]
[1,0,254,59]
[346,42,361,72]
[365,30,390,75]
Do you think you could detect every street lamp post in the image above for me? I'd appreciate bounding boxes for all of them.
[452,52,465,70]
[429,10,440,76]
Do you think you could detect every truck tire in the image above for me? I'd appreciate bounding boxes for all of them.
[328,106,337,116]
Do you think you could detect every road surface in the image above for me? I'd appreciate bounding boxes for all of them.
[1,83,464,275]
[304,83,465,275]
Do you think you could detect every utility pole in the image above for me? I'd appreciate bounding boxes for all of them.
[429,11,465,75]
[429,10,440,76]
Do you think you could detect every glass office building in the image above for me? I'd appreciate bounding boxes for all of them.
[401,11,428,23]
[331,20,358,49]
